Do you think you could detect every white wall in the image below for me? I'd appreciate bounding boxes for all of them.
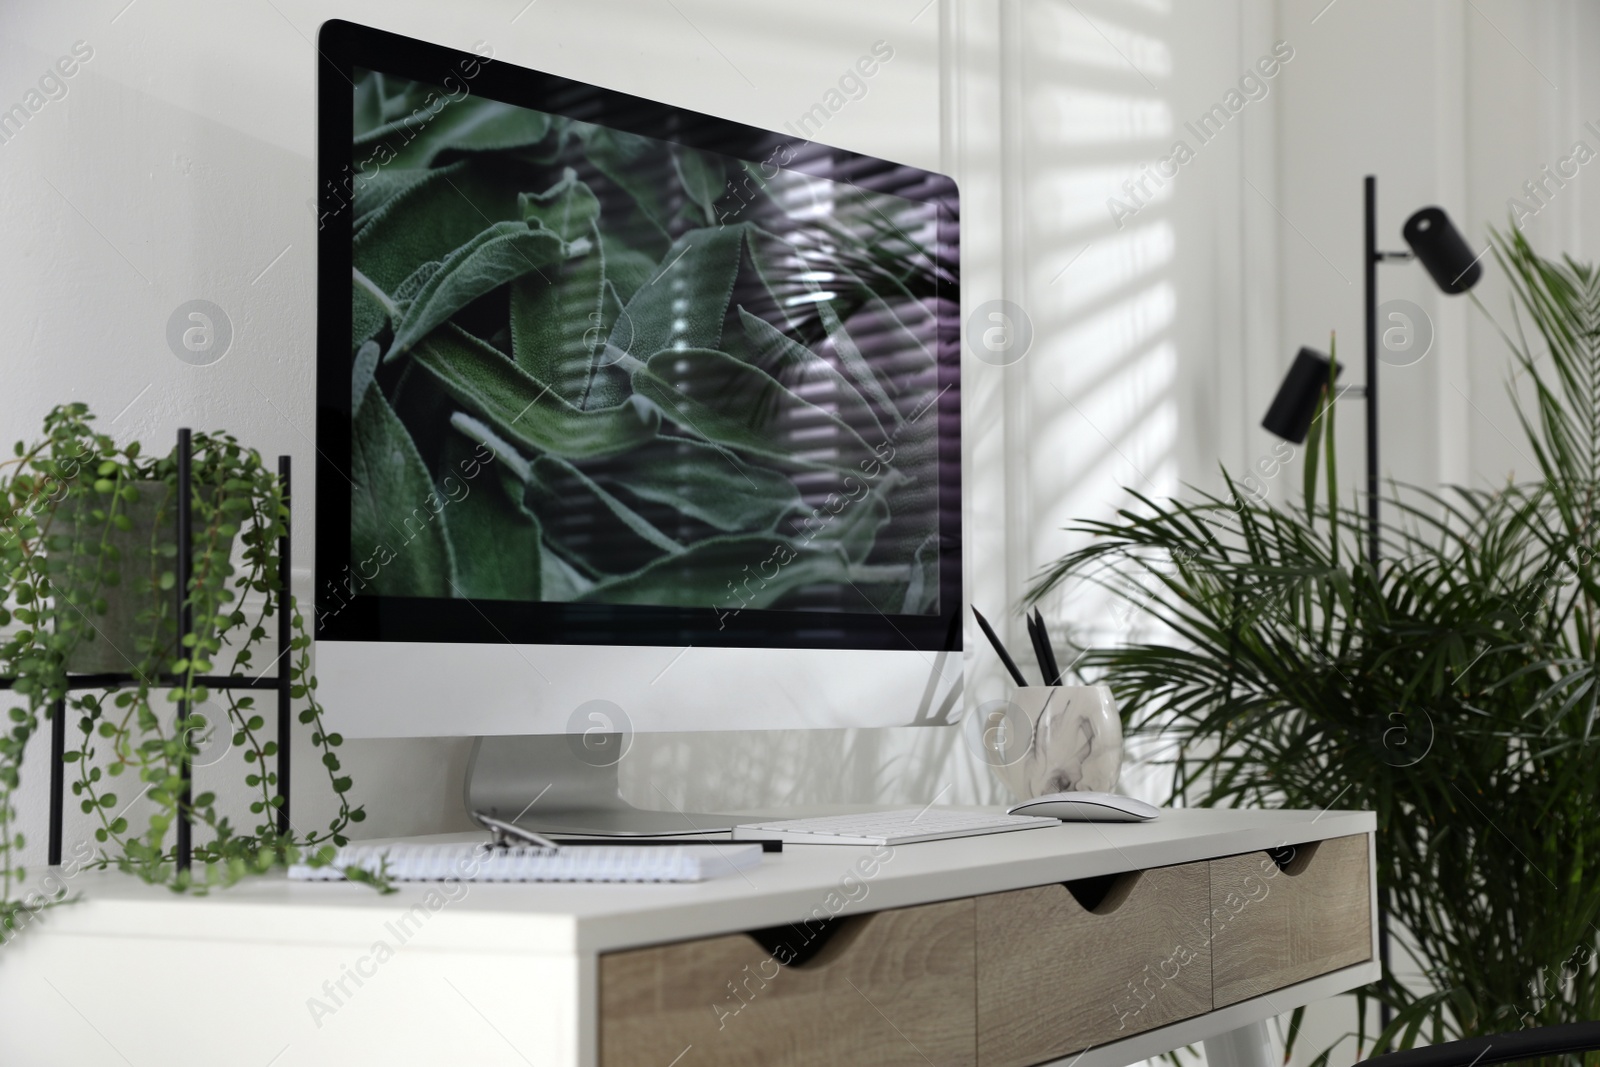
[1275,0,1600,498]
[1,0,1585,1060]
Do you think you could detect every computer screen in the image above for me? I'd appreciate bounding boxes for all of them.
[349,67,944,620]
[314,22,961,742]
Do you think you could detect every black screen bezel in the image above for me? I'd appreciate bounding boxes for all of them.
[315,19,962,652]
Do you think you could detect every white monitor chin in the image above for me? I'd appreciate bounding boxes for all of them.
[318,640,964,738]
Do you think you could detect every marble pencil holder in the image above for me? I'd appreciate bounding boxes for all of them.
[991,685,1123,802]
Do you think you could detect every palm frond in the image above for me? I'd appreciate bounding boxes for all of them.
[1029,230,1600,1051]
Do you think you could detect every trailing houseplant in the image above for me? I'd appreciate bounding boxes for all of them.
[0,403,373,941]
[1028,228,1600,1060]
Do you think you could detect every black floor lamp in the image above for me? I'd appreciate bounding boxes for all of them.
[1262,174,1485,1027]
[1265,175,1484,559]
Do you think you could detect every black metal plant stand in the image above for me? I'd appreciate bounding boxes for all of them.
[0,429,293,873]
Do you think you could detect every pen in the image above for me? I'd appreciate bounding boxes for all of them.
[972,605,1029,687]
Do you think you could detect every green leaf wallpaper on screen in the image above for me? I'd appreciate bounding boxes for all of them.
[345,68,945,618]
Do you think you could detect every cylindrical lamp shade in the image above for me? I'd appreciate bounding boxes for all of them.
[1262,346,1340,444]
[1403,207,1482,294]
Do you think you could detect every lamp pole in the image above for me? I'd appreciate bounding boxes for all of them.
[1365,174,1391,1032]
[1365,175,1381,573]
[1363,174,1422,564]
[1366,173,1413,1032]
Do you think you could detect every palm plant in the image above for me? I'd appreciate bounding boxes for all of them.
[1028,228,1600,1060]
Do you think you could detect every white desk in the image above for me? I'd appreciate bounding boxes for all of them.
[0,807,1377,1067]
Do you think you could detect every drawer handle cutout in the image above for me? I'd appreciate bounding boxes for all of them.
[1267,840,1321,875]
[744,914,873,969]
[1063,870,1141,913]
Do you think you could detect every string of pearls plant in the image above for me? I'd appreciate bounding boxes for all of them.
[0,404,379,941]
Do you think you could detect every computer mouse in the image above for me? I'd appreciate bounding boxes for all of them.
[1007,791,1160,822]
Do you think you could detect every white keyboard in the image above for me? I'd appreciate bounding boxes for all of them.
[732,808,1060,846]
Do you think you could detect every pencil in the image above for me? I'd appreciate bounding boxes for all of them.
[971,605,1029,687]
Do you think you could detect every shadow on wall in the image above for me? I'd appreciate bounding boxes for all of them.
[623,0,1180,815]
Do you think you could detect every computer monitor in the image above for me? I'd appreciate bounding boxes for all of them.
[313,21,962,832]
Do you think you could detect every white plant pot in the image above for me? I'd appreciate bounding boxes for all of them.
[987,685,1123,802]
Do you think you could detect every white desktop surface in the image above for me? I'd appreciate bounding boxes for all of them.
[0,807,1378,1067]
[24,807,1370,953]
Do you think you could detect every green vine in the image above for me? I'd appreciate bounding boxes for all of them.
[1,403,378,938]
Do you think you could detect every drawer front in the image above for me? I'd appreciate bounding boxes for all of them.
[1210,833,1373,1007]
[976,861,1212,1067]
[600,898,976,1067]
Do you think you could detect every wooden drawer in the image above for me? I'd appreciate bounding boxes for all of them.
[599,898,976,1067]
[976,861,1212,1067]
[1210,833,1372,1007]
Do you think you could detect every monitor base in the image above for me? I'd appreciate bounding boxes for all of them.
[464,733,737,837]
[492,807,738,838]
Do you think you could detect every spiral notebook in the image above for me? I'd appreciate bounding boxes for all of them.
[288,841,764,884]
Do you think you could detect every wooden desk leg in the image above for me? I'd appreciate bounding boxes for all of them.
[1203,1019,1275,1067]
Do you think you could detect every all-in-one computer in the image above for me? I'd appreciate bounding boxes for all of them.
[314,20,968,835]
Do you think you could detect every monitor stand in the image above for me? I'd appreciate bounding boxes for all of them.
[464,734,738,836]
